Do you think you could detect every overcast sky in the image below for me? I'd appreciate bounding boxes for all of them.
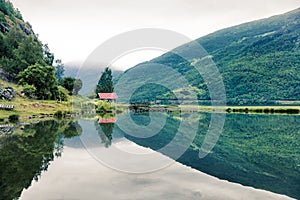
[10,0,300,70]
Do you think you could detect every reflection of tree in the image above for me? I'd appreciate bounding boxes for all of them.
[94,121,114,148]
[62,121,82,138]
[54,134,64,157]
[0,126,15,135]
[0,120,81,200]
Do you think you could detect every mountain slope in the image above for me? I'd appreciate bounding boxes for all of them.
[0,0,31,34]
[0,0,54,81]
[119,8,300,105]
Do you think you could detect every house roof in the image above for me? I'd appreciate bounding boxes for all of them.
[98,93,118,100]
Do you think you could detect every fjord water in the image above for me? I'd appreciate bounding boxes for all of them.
[0,113,299,199]
[122,113,300,198]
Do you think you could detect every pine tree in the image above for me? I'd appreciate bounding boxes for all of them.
[95,67,114,96]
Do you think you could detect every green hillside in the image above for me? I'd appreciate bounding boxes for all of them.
[118,8,300,105]
[0,1,77,119]
[0,0,56,81]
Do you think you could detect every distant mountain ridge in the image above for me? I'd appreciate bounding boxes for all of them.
[119,8,300,105]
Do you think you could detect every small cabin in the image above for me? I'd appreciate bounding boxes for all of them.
[98,93,118,102]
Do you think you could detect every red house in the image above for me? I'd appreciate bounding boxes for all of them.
[98,93,118,101]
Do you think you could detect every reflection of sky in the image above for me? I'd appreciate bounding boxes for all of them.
[20,131,292,200]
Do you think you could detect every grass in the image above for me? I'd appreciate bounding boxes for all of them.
[0,79,73,120]
[0,98,72,119]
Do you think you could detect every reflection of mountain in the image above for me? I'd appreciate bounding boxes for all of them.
[180,114,300,199]
[0,120,80,200]
[117,113,300,199]
[64,136,84,148]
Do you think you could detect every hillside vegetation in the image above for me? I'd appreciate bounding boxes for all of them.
[0,1,84,120]
[0,79,72,120]
[0,0,54,81]
[119,8,300,105]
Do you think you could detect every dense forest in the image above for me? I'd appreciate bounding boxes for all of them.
[119,8,300,105]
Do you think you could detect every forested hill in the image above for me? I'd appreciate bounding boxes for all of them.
[0,0,79,101]
[0,0,55,80]
[121,8,300,105]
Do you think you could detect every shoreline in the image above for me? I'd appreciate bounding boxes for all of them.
[1,104,299,124]
[126,104,300,115]
[1,96,300,124]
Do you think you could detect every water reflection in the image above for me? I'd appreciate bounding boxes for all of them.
[120,113,300,199]
[82,112,300,198]
[81,111,204,173]
[0,120,81,200]
[95,121,114,148]
[94,113,118,148]
[193,114,300,199]
[0,113,299,199]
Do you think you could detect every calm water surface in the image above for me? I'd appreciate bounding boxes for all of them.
[0,113,299,199]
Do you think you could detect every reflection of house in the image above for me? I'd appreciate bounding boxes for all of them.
[98,118,118,123]
[98,93,118,102]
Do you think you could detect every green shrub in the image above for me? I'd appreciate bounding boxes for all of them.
[96,100,112,112]
[9,114,19,122]
[57,86,69,101]
[23,84,36,98]
[54,110,63,118]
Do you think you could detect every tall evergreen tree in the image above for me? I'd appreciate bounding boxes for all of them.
[43,44,54,66]
[54,59,65,84]
[95,67,114,95]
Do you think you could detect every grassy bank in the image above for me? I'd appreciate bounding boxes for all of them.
[0,80,74,121]
[0,99,72,119]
